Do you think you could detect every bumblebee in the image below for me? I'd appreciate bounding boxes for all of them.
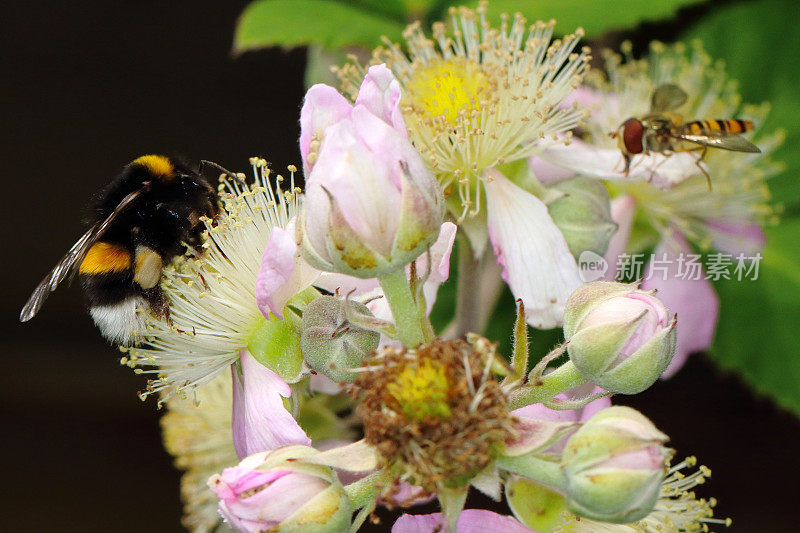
[614,83,761,180]
[20,154,221,344]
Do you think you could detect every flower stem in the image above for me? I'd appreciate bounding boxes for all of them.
[378,268,426,347]
[507,360,586,410]
[496,454,565,491]
[454,235,481,336]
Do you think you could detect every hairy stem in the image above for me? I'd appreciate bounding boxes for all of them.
[508,361,586,410]
[378,268,426,347]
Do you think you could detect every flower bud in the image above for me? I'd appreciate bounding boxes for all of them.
[561,406,670,523]
[209,445,352,533]
[547,177,618,258]
[299,65,445,279]
[563,281,676,394]
[300,295,381,383]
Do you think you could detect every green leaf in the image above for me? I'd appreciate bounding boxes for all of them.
[437,0,704,36]
[679,0,800,415]
[682,0,800,207]
[710,218,800,415]
[234,0,407,53]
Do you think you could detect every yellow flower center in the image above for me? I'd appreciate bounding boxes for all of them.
[405,59,491,125]
[386,358,451,421]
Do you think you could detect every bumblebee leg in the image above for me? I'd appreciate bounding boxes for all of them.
[143,286,172,325]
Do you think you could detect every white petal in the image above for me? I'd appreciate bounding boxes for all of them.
[484,169,582,329]
[231,350,311,459]
[540,140,702,190]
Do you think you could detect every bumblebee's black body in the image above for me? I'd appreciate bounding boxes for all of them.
[20,155,220,344]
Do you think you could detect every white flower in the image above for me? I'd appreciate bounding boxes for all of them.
[335,3,589,328]
[160,373,237,533]
[122,159,300,399]
[538,40,782,250]
[338,3,589,221]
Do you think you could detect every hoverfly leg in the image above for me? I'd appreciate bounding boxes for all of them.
[647,151,672,183]
[622,153,632,176]
[684,146,711,189]
[695,147,711,190]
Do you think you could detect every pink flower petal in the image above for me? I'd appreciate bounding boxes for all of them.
[561,86,609,110]
[528,155,576,185]
[256,225,320,320]
[355,64,408,136]
[539,140,701,190]
[705,219,766,256]
[232,350,311,459]
[641,232,719,378]
[309,118,402,256]
[484,169,582,329]
[513,386,611,423]
[603,194,636,281]
[428,221,457,284]
[299,84,353,176]
[392,510,535,533]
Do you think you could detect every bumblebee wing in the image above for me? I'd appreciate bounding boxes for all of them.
[675,133,762,153]
[651,84,688,112]
[19,187,146,322]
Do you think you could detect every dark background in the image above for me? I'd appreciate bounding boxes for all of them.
[1,1,797,531]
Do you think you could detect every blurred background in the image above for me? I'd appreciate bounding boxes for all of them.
[2,1,798,531]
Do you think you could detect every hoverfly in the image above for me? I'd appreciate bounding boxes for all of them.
[613,83,761,183]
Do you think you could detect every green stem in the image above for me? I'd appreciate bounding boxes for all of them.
[378,268,426,347]
[454,234,481,337]
[496,454,565,491]
[508,361,586,410]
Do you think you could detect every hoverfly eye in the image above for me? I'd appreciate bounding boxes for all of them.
[621,118,644,155]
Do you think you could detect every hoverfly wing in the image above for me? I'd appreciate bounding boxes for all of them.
[651,84,688,112]
[19,187,147,322]
[675,133,762,153]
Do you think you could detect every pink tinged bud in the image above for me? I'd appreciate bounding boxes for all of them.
[642,232,719,378]
[209,446,352,532]
[298,65,444,279]
[299,84,353,176]
[561,406,670,523]
[301,111,443,278]
[212,468,328,531]
[355,64,408,136]
[231,350,311,459]
[563,281,677,394]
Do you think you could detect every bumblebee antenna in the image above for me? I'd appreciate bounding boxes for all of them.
[199,160,246,184]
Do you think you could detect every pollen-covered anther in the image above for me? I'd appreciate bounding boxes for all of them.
[354,338,513,493]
